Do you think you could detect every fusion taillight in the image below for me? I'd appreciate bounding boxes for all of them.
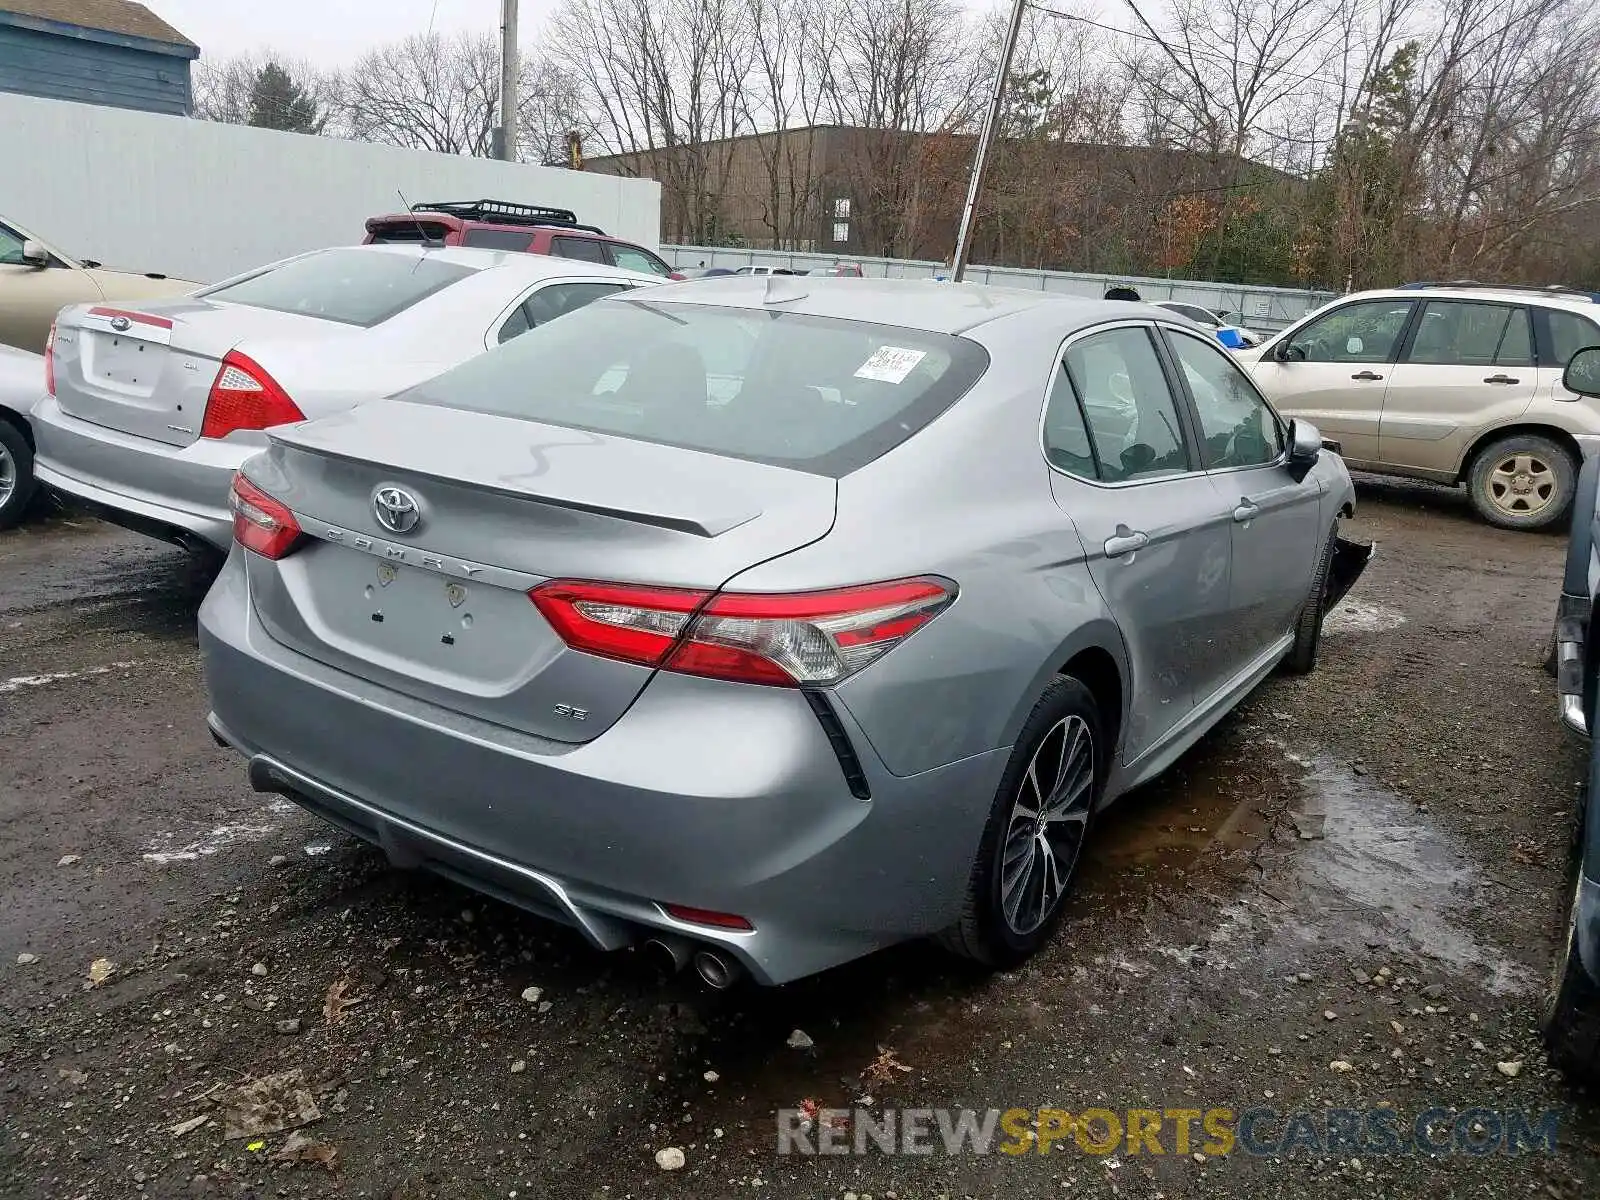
[43,321,56,397]
[201,351,305,439]
[228,473,302,559]
[529,577,954,687]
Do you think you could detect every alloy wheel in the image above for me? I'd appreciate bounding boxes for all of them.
[1488,453,1557,517]
[1000,714,1095,935]
[0,439,13,508]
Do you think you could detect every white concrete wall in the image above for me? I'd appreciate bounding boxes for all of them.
[0,93,661,284]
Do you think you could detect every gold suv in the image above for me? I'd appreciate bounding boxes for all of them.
[1241,284,1600,529]
[0,214,195,354]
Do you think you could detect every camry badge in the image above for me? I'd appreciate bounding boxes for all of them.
[373,486,421,535]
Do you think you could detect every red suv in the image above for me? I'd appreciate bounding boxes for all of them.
[363,199,682,279]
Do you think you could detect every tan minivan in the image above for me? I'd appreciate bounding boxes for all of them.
[0,214,195,354]
[1242,284,1600,529]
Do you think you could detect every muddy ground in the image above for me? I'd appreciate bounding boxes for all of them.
[2,479,1598,1200]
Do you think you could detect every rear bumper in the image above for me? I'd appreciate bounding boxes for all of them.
[198,551,1006,984]
[30,394,254,550]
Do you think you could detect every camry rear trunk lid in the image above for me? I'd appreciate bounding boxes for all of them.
[241,398,838,743]
[51,299,359,447]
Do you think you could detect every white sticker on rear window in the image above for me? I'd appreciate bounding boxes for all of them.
[854,346,927,384]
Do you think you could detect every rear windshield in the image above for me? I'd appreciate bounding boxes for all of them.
[202,249,476,327]
[399,299,991,476]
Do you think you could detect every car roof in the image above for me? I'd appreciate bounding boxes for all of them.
[630,276,1163,336]
[310,242,662,286]
[1356,285,1600,313]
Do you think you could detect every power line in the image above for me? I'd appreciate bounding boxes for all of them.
[1027,2,1362,94]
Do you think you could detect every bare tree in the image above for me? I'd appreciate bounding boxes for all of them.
[547,0,757,242]
[193,53,342,134]
[341,32,503,157]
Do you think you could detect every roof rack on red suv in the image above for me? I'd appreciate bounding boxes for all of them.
[408,199,607,236]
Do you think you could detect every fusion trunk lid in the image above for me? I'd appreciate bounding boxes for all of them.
[240,398,838,743]
[50,299,359,447]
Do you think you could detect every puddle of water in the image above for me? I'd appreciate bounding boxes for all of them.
[1291,757,1533,995]
[1324,599,1406,634]
[141,799,298,864]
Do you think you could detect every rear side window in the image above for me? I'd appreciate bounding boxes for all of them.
[1063,327,1190,482]
[1405,301,1531,366]
[1548,310,1600,367]
[402,300,990,477]
[463,228,535,252]
[498,282,631,343]
[202,250,476,328]
[551,236,608,264]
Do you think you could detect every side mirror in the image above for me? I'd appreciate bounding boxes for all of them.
[1273,341,1305,362]
[1564,346,1600,398]
[1288,419,1322,467]
[20,239,49,268]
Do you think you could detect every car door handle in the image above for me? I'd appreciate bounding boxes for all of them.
[1351,370,1384,381]
[1483,374,1520,384]
[1104,529,1149,558]
[1233,500,1260,522]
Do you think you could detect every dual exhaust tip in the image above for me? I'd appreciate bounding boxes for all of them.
[645,936,743,990]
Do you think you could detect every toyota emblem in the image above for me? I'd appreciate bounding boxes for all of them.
[373,486,421,535]
[109,315,132,332]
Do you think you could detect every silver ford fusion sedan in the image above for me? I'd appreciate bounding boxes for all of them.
[30,245,659,556]
[199,277,1370,986]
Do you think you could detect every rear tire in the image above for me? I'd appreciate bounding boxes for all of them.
[0,417,35,531]
[1467,433,1576,531]
[1282,522,1337,675]
[940,676,1103,968]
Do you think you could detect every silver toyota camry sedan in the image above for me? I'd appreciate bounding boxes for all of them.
[199,277,1371,986]
[30,245,659,556]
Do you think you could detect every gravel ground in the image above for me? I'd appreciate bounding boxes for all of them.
[2,479,1598,1200]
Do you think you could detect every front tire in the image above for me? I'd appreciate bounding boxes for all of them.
[1467,434,1576,531]
[941,676,1103,968]
[0,417,35,531]
[1282,522,1337,675]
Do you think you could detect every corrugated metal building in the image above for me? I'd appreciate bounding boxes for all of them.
[0,0,197,116]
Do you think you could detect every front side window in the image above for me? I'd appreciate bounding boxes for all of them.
[0,223,25,265]
[1548,310,1600,367]
[403,299,990,477]
[201,250,476,327]
[610,246,673,276]
[1169,331,1283,468]
[1288,300,1414,363]
[1405,301,1532,367]
[1062,326,1190,482]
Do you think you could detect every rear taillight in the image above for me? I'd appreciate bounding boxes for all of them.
[201,351,305,439]
[43,321,56,397]
[529,577,955,687]
[228,473,301,559]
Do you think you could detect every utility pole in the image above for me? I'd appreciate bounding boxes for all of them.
[496,0,519,161]
[950,0,1026,282]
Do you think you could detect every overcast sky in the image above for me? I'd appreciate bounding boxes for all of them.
[145,0,1013,68]
[146,1,563,67]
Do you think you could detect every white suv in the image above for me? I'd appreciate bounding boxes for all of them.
[1241,283,1600,529]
